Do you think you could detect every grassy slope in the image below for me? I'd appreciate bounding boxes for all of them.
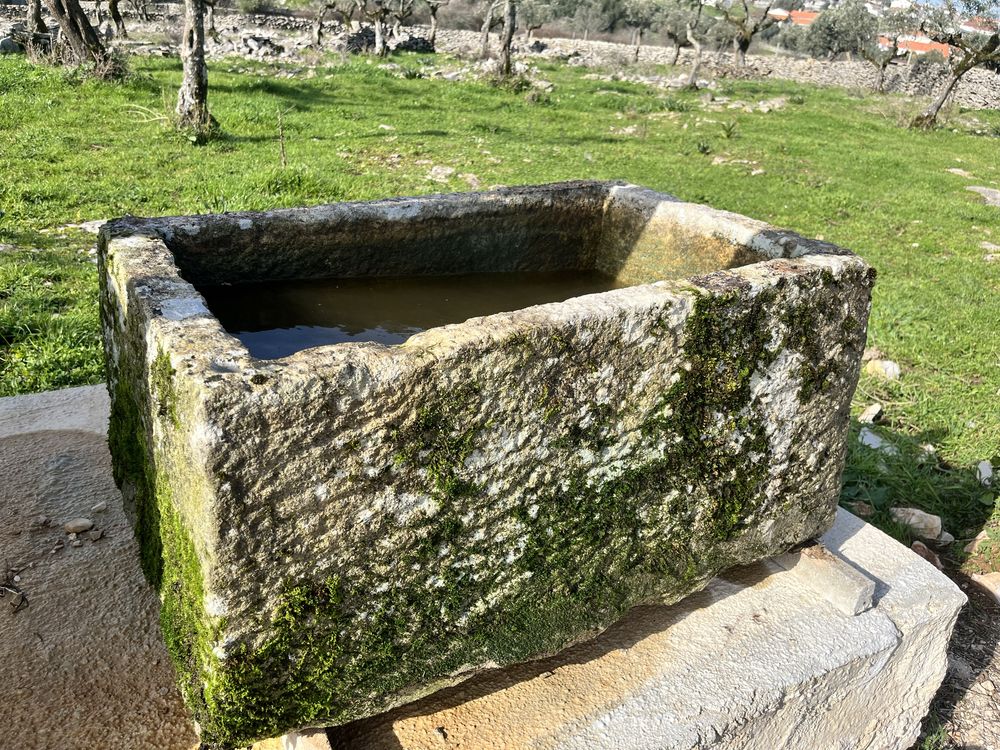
[1,54,998,553]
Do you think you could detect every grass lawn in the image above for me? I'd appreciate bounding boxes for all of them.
[1,53,998,561]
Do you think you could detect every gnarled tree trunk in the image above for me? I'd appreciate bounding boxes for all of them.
[498,0,515,76]
[911,70,962,129]
[480,0,498,58]
[733,35,749,67]
[205,0,217,40]
[633,26,642,63]
[685,22,703,89]
[43,0,108,63]
[428,5,438,45]
[176,0,211,134]
[108,0,126,37]
[27,0,48,36]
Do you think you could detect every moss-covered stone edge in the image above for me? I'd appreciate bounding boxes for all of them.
[171,261,872,748]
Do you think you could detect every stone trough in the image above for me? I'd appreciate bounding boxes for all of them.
[98,180,874,746]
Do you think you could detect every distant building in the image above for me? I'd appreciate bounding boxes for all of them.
[879,33,952,57]
[766,8,822,25]
[959,16,999,34]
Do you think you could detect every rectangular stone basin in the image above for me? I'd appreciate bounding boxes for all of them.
[98,180,874,748]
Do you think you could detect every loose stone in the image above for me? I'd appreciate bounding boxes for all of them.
[864,359,901,380]
[858,403,883,424]
[63,518,94,534]
[890,507,943,539]
[972,572,1000,604]
[911,541,943,570]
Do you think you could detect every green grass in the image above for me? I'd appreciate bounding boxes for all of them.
[1,53,998,555]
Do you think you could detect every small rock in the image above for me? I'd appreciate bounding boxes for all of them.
[0,36,22,55]
[968,186,1000,207]
[890,507,943,539]
[70,540,83,548]
[845,501,873,518]
[91,501,107,513]
[977,460,994,487]
[861,346,884,362]
[982,241,1000,252]
[87,529,104,542]
[972,572,1000,604]
[858,403,883,424]
[936,530,955,545]
[947,167,974,178]
[964,530,990,554]
[31,515,50,527]
[864,359,901,381]
[378,123,395,131]
[986,253,999,262]
[63,518,94,534]
[859,427,899,455]
[911,540,944,570]
[425,165,455,183]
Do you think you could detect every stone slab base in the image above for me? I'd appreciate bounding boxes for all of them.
[0,386,965,750]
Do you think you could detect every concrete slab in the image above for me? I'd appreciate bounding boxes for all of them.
[0,386,966,749]
[0,386,198,750]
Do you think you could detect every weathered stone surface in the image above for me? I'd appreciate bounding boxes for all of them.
[98,180,873,746]
[329,509,966,750]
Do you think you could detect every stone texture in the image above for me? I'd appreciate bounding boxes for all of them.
[329,509,966,750]
[98,180,873,746]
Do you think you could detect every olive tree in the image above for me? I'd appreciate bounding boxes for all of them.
[498,0,516,74]
[570,0,608,40]
[355,0,393,55]
[623,0,663,62]
[804,0,875,59]
[519,0,553,38]
[42,0,110,65]
[26,0,47,37]
[721,0,778,67]
[659,0,700,65]
[863,9,917,92]
[425,0,450,45]
[912,0,1000,127]
[176,0,212,136]
[480,0,501,57]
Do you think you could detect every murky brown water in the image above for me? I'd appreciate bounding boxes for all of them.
[198,270,625,359]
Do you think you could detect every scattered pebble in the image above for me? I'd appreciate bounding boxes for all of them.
[859,403,883,424]
[977,460,994,487]
[31,515,50,527]
[70,540,83,548]
[890,507,943,539]
[936,530,955,546]
[91,501,108,513]
[425,165,455,183]
[861,346,884,362]
[859,427,899,455]
[911,540,944,570]
[986,253,999,262]
[87,529,104,542]
[864,359,901,381]
[947,167,974,178]
[63,518,94,534]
